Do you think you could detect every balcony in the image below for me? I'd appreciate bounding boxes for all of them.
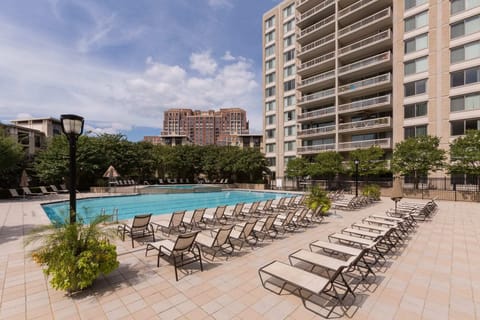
[297,0,335,28]
[298,33,335,60]
[298,88,335,107]
[297,14,335,45]
[338,117,391,133]
[338,94,391,114]
[338,7,392,44]
[298,52,335,77]
[338,73,391,98]
[339,0,391,23]
[298,143,336,154]
[338,51,391,78]
[338,138,391,151]
[298,70,335,92]
[298,125,336,138]
[338,29,391,61]
[297,106,336,122]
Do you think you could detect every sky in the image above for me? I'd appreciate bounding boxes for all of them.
[0,0,282,141]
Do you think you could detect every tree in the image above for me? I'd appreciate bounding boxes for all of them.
[392,135,446,189]
[449,130,480,178]
[308,151,344,179]
[349,146,387,179]
[285,157,309,188]
[0,128,26,187]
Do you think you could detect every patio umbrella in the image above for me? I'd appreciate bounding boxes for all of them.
[103,165,120,190]
[19,170,29,187]
[391,175,403,214]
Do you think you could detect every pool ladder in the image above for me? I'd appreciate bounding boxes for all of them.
[100,208,119,223]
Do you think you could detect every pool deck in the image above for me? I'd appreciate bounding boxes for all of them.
[1,193,479,319]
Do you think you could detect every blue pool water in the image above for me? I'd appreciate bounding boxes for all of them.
[42,190,294,224]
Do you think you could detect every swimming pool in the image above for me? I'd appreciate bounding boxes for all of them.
[42,190,294,224]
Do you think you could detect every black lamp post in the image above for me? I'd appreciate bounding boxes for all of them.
[60,114,84,224]
[354,159,359,197]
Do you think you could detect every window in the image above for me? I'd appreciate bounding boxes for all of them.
[284,156,295,165]
[266,115,276,125]
[266,129,276,139]
[265,86,276,97]
[405,0,427,10]
[265,30,275,43]
[284,95,296,107]
[451,40,480,63]
[265,101,276,112]
[266,143,276,153]
[283,4,294,18]
[451,0,480,15]
[265,45,275,57]
[404,56,428,75]
[284,141,296,151]
[451,66,480,87]
[284,110,296,122]
[284,79,295,91]
[283,49,295,62]
[284,65,296,78]
[451,15,480,39]
[283,19,294,33]
[404,102,428,118]
[451,118,480,135]
[404,125,427,138]
[265,16,275,29]
[284,34,295,48]
[265,72,275,84]
[405,33,428,54]
[265,58,275,70]
[404,79,427,96]
[405,11,428,32]
[266,157,276,166]
[451,92,480,112]
[284,126,296,136]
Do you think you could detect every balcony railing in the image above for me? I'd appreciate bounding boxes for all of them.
[339,0,376,18]
[338,73,391,94]
[338,138,391,151]
[338,94,391,114]
[338,7,391,37]
[338,51,390,75]
[338,117,391,132]
[298,125,336,137]
[299,70,335,87]
[297,0,335,22]
[299,33,335,55]
[297,106,336,120]
[298,14,335,38]
[298,144,336,153]
[339,29,391,56]
[298,52,335,72]
[299,88,335,104]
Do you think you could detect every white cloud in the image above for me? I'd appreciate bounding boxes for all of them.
[222,51,235,61]
[207,0,233,9]
[189,51,218,75]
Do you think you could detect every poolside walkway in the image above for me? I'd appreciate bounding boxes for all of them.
[0,194,479,319]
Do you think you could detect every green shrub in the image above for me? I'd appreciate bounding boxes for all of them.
[362,184,381,200]
[305,186,331,215]
[29,215,119,293]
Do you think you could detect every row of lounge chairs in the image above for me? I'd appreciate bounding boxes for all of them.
[8,185,69,199]
[114,179,136,186]
[332,195,376,211]
[258,198,437,317]
[157,178,191,184]
[117,195,324,281]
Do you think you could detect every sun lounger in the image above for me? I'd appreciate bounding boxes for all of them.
[152,211,186,236]
[50,185,68,193]
[240,201,261,219]
[203,205,227,225]
[183,208,206,230]
[224,202,245,222]
[229,219,258,250]
[253,214,278,241]
[22,187,43,197]
[195,225,234,261]
[258,260,346,317]
[117,214,155,248]
[273,210,296,234]
[39,186,56,195]
[8,189,22,199]
[145,231,202,281]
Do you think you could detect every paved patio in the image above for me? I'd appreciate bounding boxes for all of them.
[0,193,479,319]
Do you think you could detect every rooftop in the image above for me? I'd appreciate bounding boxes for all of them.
[0,194,479,319]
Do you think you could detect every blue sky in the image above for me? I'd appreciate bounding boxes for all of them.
[0,0,282,141]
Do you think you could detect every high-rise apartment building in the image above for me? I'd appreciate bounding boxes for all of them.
[263,0,480,184]
[161,108,249,146]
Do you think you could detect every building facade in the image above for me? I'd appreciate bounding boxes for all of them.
[155,108,250,146]
[10,117,62,138]
[263,0,480,182]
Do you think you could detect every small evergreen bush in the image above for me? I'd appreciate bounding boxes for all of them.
[362,184,381,200]
[305,186,331,215]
